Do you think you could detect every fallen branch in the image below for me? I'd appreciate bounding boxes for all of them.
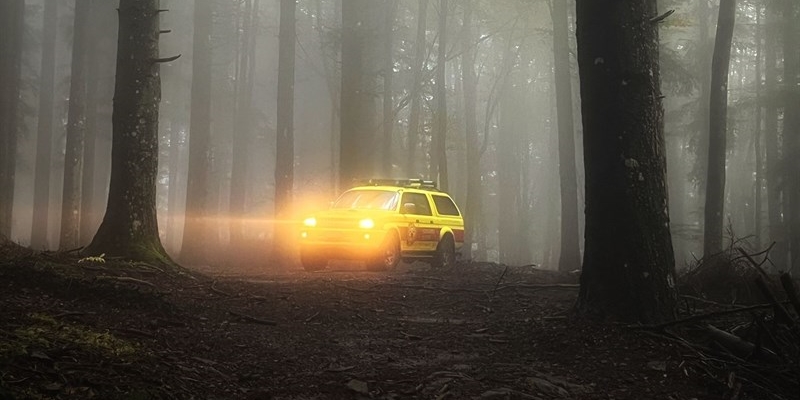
[633,302,788,330]
[228,311,277,326]
[95,275,156,288]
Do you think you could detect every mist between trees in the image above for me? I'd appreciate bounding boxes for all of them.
[0,0,798,281]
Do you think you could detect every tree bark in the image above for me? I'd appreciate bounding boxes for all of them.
[433,0,449,190]
[229,0,258,246]
[0,0,24,237]
[339,0,380,187]
[575,0,677,323]
[60,0,92,250]
[406,0,428,178]
[461,0,480,261]
[84,0,170,262]
[31,0,59,249]
[763,0,785,267]
[274,0,296,258]
[783,0,800,273]
[550,0,581,272]
[703,0,736,256]
[381,0,398,176]
[180,0,213,263]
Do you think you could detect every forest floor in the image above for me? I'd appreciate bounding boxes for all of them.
[0,241,738,400]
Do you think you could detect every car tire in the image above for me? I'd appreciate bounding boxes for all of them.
[431,235,456,269]
[300,250,327,271]
[368,233,400,271]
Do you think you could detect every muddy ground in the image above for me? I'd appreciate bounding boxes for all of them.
[1,244,733,399]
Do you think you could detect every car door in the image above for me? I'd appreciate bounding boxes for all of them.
[399,192,438,252]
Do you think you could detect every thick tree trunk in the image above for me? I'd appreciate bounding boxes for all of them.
[31,1,59,249]
[339,0,380,187]
[433,0,448,190]
[60,0,91,250]
[274,0,296,258]
[84,0,170,262]
[497,86,524,266]
[0,0,24,237]
[180,0,213,263]
[703,0,736,257]
[783,0,800,272]
[550,0,581,272]
[461,0,480,261]
[575,0,677,323]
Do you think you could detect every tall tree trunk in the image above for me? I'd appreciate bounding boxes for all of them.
[84,0,170,262]
[0,0,24,237]
[497,85,523,265]
[753,3,763,249]
[695,0,712,222]
[60,0,91,249]
[763,0,785,266]
[783,0,800,272]
[406,0,428,177]
[433,0,448,190]
[550,0,581,272]
[31,0,59,249]
[180,0,213,263]
[339,0,380,187]
[461,0,480,260]
[703,0,736,256]
[381,0,398,176]
[274,0,296,258]
[575,0,677,323]
[229,0,258,246]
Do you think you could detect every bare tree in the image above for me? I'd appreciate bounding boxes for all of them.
[84,0,173,262]
[703,0,736,256]
[274,0,296,258]
[31,1,59,249]
[461,0,480,260]
[433,0,449,190]
[550,0,580,272]
[339,0,380,186]
[60,0,92,249]
[381,0,399,176]
[406,0,429,177]
[181,0,213,263]
[0,0,24,237]
[783,0,800,272]
[575,0,677,323]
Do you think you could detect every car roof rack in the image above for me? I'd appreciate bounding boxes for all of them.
[355,178,438,190]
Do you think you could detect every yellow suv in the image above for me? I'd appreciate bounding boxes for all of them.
[299,179,464,271]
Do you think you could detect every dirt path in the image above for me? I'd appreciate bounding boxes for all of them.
[1,251,718,399]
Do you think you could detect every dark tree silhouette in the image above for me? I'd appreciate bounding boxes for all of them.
[575,0,677,323]
[60,0,91,250]
[0,0,24,237]
[703,0,736,256]
[550,0,581,272]
[433,0,449,190]
[783,0,800,273]
[461,0,480,260]
[340,0,380,186]
[84,0,172,262]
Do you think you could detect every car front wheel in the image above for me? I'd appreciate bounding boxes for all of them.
[300,250,327,271]
[368,233,400,271]
[431,235,456,268]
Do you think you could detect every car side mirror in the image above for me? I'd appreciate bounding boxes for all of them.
[401,202,416,214]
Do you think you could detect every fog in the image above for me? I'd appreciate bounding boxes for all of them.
[0,0,796,271]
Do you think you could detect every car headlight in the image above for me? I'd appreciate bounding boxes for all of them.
[303,217,317,227]
[359,218,375,229]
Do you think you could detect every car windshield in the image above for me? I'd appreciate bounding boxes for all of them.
[332,190,399,210]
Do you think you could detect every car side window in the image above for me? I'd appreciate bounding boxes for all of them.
[400,193,432,216]
[432,195,460,216]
